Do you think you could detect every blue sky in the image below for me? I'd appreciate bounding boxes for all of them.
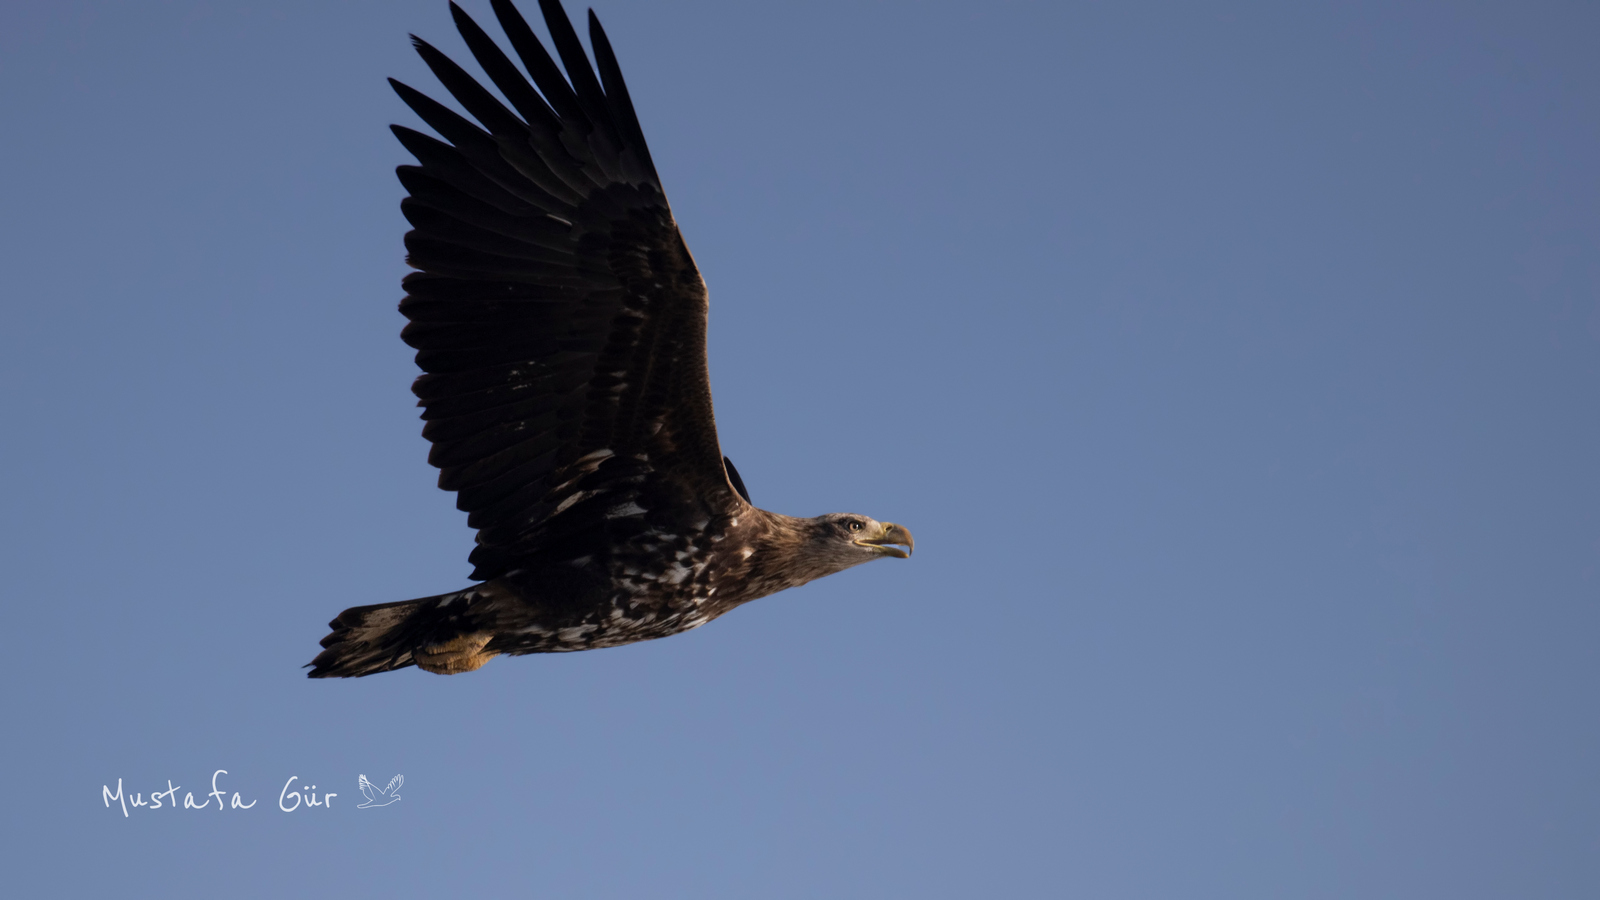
[2,0,1597,896]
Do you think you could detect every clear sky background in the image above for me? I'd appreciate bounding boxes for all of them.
[2,0,1597,896]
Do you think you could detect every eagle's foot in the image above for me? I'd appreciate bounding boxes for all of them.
[414,631,498,675]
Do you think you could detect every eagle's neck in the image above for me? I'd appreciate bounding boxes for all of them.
[734,508,842,601]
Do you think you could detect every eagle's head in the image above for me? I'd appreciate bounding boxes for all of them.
[744,510,915,595]
[801,513,915,573]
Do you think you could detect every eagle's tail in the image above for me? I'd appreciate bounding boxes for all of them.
[306,588,500,678]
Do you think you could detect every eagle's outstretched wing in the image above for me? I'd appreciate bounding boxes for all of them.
[396,0,746,581]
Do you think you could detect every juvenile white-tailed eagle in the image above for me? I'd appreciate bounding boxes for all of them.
[309,0,913,678]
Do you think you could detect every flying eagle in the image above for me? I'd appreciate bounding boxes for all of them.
[308,0,913,678]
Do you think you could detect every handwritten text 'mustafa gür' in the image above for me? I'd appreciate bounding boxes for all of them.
[101,770,336,816]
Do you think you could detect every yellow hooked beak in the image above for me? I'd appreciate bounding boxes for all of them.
[855,522,915,559]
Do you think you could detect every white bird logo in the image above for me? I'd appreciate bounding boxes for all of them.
[357,774,403,808]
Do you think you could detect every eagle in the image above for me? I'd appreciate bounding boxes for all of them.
[308,0,913,678]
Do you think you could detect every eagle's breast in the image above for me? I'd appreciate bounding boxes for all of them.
[488,509,761,654]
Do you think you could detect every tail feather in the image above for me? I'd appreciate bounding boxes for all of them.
[306,588,499,678]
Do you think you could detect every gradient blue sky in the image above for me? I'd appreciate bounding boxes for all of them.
[3,0,1597,896]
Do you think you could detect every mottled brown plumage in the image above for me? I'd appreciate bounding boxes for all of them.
[308,0,911,679]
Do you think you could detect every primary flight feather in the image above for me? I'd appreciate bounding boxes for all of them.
[308,0,913,678]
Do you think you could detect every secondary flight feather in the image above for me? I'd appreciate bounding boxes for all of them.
[308,0,913,678]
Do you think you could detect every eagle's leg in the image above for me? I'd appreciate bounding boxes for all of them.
[414,631,499,675]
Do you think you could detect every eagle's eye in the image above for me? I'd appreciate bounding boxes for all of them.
[847,520,863,532]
